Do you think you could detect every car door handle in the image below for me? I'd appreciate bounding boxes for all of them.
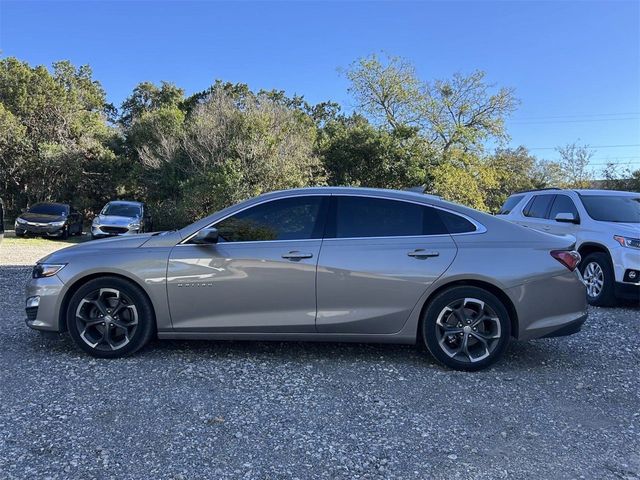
[407,249,439,258]
[281,251,313,260]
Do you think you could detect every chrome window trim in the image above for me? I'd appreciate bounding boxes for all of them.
[178,192,486,246]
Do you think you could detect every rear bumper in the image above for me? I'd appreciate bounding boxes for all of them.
[508,270,588,341]
[541,313,587,338]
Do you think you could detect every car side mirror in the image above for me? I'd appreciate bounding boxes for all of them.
[191,227,219,245]
[554,212,579,224]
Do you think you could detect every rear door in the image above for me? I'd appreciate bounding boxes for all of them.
[315,195,458,334]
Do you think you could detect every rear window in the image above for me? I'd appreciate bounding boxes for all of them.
[437,210,477,233]
[497,195,524,215]
[523,195,554,218]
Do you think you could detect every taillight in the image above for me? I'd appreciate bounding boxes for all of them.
[550,250,581,272]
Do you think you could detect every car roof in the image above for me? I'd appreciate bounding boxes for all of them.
[31,202,70,207]
[573,189,639,196]
[264,186,443,202]
[105,200,143,205]
[513,188,638,197]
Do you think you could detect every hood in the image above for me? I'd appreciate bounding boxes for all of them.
[19,212,65,223]
[38,233,155,264]
[95,214,139,227]
[600,222,640,236]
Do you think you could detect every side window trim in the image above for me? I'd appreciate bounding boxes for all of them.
[180,193,486,245]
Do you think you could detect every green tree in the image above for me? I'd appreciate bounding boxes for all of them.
[344,53,518,155]
[0,57,119,215]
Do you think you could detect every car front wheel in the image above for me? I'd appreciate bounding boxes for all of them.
[66,277,156,358]
[422,286,511,371]
[579,252,616,307]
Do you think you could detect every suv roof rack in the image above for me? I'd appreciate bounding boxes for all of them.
[514,187,562,194]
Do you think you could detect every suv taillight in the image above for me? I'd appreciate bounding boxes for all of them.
[550,250,581,272]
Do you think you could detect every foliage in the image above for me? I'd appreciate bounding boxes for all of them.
[555,142,594,188]
[344,53,518,155]
[0,57,120,216]
[0,55,633,229]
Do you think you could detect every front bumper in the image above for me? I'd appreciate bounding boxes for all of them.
[24,275,66,332]
[91,225,139,238]
[16,223,66,237]
[615,282,640,303]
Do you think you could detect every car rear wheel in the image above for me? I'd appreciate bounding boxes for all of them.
[66,277,155,358]
[422,286,511,371]
[579,252,616,307]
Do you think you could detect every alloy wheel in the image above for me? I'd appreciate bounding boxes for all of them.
[434,297,502,363]
[583,261,604,298]
[75,288,138,351]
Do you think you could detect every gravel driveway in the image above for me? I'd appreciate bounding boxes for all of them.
[0,265,638,480]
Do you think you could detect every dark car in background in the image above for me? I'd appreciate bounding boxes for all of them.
[91,200,152,240]
[14,203,83,239]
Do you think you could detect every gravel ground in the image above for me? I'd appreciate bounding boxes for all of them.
[0,266,639,480]
[0,232,88,266]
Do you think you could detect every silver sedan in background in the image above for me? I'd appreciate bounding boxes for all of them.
[25,187,587,371]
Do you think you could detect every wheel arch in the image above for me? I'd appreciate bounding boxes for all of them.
[58,272,157,332]
[417,279,519,341]
[577,242,611,262]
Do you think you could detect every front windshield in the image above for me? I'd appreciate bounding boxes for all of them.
[28,203,67,216]
[102,203,141,218]
[581,195,640,223]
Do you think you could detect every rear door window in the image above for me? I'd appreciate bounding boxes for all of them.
[497,195,524,215]
[328,196,448,238]
[523,195,554,218]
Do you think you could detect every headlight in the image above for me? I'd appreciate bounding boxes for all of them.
[50,220,66,227]
[128,222,141,229]
[614,235,640,249]
[32,264,66,279]
[92,217,100,226]
[15,218,27,225]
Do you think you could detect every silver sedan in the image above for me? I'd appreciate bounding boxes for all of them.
[25,187,587,371]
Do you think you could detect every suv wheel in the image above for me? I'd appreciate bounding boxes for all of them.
[422,286,511,371]
[580,252,617,307]
[67,277,156,358]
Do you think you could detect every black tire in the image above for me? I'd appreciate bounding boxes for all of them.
[59,226,69,240]
[422,286,511,372]
[579,252,617,307]
[66,276,156,358]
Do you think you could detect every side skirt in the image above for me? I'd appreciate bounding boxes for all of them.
[157,331,417,345]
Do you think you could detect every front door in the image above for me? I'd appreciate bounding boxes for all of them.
[167,195,329,333]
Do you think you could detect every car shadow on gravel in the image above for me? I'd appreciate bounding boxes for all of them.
[26,331,597,373]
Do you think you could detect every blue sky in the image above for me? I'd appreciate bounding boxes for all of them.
[1,0,639,171]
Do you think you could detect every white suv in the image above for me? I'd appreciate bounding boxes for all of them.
[497,189,639,306]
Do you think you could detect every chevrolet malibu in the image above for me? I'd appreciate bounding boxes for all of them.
[25,187,587,371]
